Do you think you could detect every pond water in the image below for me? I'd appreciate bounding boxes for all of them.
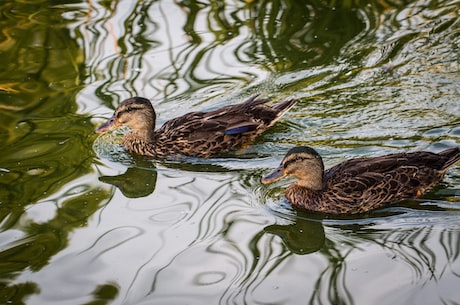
[0,0,459,304]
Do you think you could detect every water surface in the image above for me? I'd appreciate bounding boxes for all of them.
[0,1,459,304]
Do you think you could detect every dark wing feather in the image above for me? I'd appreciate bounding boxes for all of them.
[325,153,407,182]
[321,150,460,213]
[325,150,457,182]
[225,123,259,135]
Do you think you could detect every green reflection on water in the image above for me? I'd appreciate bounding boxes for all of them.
[0,2,111,304]
[247,1,365,71]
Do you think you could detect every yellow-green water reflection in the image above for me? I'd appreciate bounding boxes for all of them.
[0,0,459,305]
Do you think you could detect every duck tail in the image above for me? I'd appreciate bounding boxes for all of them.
[273,98,297,118]
[439,147,460,170]
[242,95,272,107]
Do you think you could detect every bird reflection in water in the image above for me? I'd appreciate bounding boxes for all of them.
[99,167,157,198]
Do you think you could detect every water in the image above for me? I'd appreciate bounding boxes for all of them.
[0,0,459,304]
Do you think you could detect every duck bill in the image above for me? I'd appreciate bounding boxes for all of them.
[261,166,286,184]
[95,116,118,133]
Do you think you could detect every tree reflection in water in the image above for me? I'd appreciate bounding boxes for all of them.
[0,2,112,303]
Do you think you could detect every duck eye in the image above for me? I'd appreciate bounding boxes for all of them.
[127,106,133,112]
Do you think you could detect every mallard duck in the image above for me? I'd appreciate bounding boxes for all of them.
[262,146,460,214]
[95,96,296,159]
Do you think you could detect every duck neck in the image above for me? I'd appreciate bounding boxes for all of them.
[127,110,157,145]
[123,128,158,157]
[286,184,323,210]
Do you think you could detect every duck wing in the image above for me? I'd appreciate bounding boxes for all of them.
[325,149,459,182]
[322,148,460,213]
[154,96,296,157]
[204,95,296,134]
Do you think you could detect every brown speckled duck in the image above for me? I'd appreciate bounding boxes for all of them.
[95,96,296,159]
[262,146,460,214]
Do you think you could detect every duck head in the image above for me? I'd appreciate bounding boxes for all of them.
[95,97,156,133]
[262,146,325,190]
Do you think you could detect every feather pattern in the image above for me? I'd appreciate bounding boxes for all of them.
[95,95,296,159]
[262,146,460,214]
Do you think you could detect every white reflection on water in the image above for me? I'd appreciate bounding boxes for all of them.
[15,168,267,304]
[12,160,459,305]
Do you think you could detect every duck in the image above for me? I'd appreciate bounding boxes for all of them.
[262,146,460,214]
[95,95,296,159]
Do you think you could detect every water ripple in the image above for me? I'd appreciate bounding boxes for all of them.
[2,1,460,305]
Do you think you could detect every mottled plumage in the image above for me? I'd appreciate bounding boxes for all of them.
[95,96,296,159]
[262,146,460,214]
